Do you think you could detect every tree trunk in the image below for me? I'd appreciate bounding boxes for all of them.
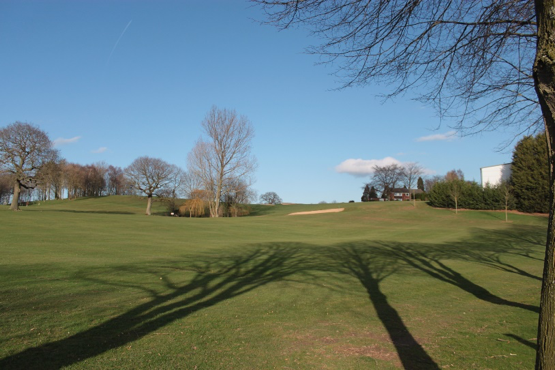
[10,181,20,211]
[534,1,555,368]
[146,194,152,216]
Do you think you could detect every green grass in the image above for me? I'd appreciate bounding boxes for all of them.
[0,196,547,369]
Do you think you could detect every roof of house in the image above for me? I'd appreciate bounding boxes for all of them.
[390,188,410,193]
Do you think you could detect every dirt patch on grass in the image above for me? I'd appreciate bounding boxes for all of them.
[335,344,401,366]
[288,208,345,216]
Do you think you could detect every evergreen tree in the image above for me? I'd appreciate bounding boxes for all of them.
[511,133,549,213]
[369,186,378,199]
[361,184,370,202]
[417,177,425,191]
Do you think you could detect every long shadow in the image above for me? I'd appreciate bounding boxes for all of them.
[383,243,540,313]
[504,334,537,350]
[487,228,546,261]
[326,245,440,370]
[0,244,308,370]
[0,226,543,369]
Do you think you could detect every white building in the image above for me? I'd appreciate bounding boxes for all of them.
[480,163,512,187]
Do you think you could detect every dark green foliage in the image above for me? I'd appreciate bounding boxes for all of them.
[511,133,549,213]
[428,180,513,210]
[361,184,370,202]
[414,192,427,201]
[417,177,425,191]
[362,185,379,202]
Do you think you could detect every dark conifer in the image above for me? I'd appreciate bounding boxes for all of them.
[511,133,549,213]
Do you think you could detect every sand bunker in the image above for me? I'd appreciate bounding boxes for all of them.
[288,208,345,216]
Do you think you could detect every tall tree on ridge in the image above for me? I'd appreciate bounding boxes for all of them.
[0,122,57,210]
[188,106,257,217]
[125,156,182,216]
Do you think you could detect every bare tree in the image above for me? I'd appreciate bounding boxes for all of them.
[448,180,462,215]
[35,158,63,201]
[182,171,203,199]
[187,106,257,217]
[64,162,85,200]
[445,169,465,182]
[125,156,182,216]
[0,173,13,205]
[371,164,403,199]
[83,164,106,197]
[0,122,58,210]
[222,179,256,217]
[499,181,514,222]
[401,163,424,206]
[106,165,129,195]
[260,191,282,205]
[157,167,186,215]
[254,1,555,366]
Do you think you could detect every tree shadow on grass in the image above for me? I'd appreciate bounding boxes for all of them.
[0,226,542,369]
[0,243,310,370]
[504,334,537,350]
[316,228,543,369]
[323,245,440,369]
[378,242,539,314]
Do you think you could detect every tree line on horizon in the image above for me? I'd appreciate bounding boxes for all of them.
[360,133,548,216]
[0,106,261,217]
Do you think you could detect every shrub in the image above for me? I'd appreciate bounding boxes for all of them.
[428,180,512,211]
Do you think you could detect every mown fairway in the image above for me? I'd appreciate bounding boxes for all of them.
[0,197,547,369]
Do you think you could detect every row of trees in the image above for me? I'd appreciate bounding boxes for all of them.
[0,156,133,206]
[428,179,513,217]
[0,106,258,217]
[427,133,549,215]
[365,131,548,215]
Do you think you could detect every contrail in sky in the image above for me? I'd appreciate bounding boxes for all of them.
[106,20,133,67]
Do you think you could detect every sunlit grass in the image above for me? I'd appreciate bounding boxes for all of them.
[0,197,546,369]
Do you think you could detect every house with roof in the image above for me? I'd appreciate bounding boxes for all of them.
[389,188,411,201]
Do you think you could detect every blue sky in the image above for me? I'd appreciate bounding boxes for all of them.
[0,0,525,203]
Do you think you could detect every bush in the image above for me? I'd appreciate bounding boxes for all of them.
[428,180,513,210]
[414,192,427,201]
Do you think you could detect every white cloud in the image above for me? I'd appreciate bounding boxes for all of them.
[53,136,81,147]
[415,130,457,142]
[336,157,436,177]
[91,147,108,153]
[335,157,402,177]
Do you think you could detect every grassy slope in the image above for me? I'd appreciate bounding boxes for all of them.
[0,196,547,369]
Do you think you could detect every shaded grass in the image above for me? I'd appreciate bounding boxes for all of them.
[0,197,546,369]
